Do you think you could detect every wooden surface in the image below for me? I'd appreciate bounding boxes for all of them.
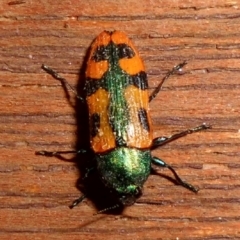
[1,0,240,239]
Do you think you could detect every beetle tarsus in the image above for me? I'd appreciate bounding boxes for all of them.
[69,195,86,209]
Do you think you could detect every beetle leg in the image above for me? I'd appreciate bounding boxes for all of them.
[149,61,187,102]
[151,156,199,193]
[68,167,96,209]
[41,64,84,102]
[151,123,211,149]
[35,149,87,157]
[69,194,87,209]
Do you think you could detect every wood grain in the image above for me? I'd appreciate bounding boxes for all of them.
[0,0,239,239]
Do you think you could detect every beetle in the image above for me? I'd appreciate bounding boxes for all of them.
[36,31,210,212]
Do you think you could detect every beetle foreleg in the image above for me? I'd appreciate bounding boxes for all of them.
[69,194,87,209]
[151,156,199,193]
[35,149,87,157]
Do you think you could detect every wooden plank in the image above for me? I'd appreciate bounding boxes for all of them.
[0,0,239,239]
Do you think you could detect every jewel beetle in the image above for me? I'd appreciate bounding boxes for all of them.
[36,31,210,212]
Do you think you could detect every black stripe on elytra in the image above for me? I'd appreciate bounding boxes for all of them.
[90,113,100,137]
[91,45,110,62]
[118,44,135,59]
[86,71,147,96]
[128,71,148,90]
[85,78,106,97]
[138,108,150,131]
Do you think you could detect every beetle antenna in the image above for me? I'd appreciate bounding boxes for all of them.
[95,204,120,215]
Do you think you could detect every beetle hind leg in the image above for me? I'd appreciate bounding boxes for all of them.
[41,64,84,102]
[149,61,187,102]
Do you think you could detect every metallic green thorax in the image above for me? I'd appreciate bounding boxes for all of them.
[85,42,147,146]
[96,147,151,205]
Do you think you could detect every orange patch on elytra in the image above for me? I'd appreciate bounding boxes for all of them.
[111,31,132,45]
[86,31,111,79]
[119,56,145,75]
[87,88,116,153]
[124,85,153,148]
[95,31,112,46]
[112,31,145,75]
[86,60,108,79]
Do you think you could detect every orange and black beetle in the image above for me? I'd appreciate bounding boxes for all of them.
[37,31,210,212]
